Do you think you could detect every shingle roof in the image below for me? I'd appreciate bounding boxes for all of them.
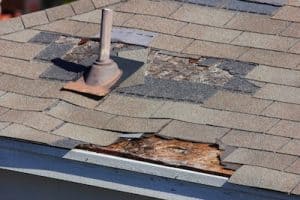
[0,0,299,196]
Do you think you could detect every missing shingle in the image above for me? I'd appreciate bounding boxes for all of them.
[78,135,234,177]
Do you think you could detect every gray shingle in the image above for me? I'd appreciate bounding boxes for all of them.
[0,93,57,111]
[158,120,229,143]
[0,110,63,132]
[229,165,300,193]
[0,124,81,149]
[223,148,297,170]
[279,139,300,156]
[53,123,120,146]
[48,101,115,129]
[96,94,164,118]
[268,120,300,139]
[221,130,290,151]
[105,116,170,133]
[286,159,300,175]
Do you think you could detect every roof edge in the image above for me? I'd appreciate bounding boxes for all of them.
[0,138,298,200]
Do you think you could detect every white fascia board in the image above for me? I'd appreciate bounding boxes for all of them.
[64,149,228,187]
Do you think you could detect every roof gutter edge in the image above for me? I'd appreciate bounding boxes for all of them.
[0,138,296,200]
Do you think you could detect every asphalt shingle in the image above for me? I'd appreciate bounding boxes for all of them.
[0,29,40,43]
[229,165,300,193]
[97,94,164,118]
[46,4,75,21]
[246,65,300,87]
[225,12,289,34]
[268,120,300,139]
[21,11,49,28]
[0,57,49,79]
[223,148,297,170]
[0,110,63,132]
[170,4,236,26]
[158,120,229,143]
[204,91,272,114]
[115,0,182,17]
[221,130,289,151]
[0,39,45,61]
[255,84,300,104]
[286,159,300,175]
[0,93,56,111]
[105,116,170,133]
[53,123,120,146]
[262,102,300,121]
[0,123,81,149]
[279,139,300,156]
[0,17,24,35]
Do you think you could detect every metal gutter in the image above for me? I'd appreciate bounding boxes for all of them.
[0,138,298,200]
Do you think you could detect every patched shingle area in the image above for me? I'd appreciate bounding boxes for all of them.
[223,77,259,93]
[247,0,287,6]
[29,32,61,44]
[231,32,298,52]
[0,17,24,35]
[35,20,87,35]
[0,57,49,79]
[229,165,300,193]
[48,101,115,129]
[97,94,164,118]
[0,40,45,61]
[170,4,236,26]
[255,84,300,104]
[124,15,187,35]
[221,130,290,151]
[0,93,57,111]
[225,13,289,34]
[268,120,300,139]
[118,77,218,103]
[204,91,272,114]
[239,49,300,69]
[158,120,229,143]
[46,4,75,21]
[223,148,297,170]
[183,40,249,60]
[35,43,74,61]
[153,102,278,132]
[223,0,279,15]
[0,124,81,149]
[53,123,120,146]
[246,65,300,87]
[105,116,170,133]
[262,102,300,121]
[0,30,40,43]
[115,0,182,17]
[279,139,300,156]
[176,24,241,43]
[0,110,63,132]
[21,11,49,28]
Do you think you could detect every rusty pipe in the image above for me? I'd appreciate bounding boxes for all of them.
[99,8,113,63]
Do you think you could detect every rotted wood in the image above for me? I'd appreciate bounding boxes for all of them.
[78,136,234,177]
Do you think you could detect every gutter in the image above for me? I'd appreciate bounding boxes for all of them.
[0,138,298,200]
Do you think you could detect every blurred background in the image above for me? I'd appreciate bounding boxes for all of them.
[0,0,75,20]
